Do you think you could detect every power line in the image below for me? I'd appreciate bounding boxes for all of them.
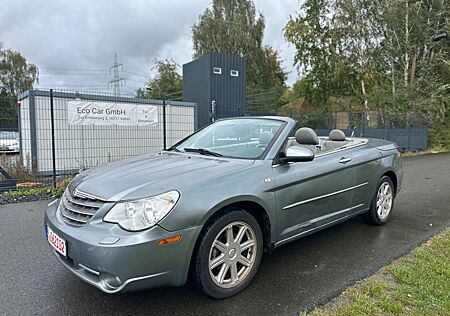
[35,85,109,88]
[39,67,150,79]
[123,71,150,79]
[39,67,108,72]
[39,73,111,77]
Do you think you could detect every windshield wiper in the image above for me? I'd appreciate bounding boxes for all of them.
[183,148,223,157]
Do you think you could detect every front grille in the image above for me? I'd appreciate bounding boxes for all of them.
[59,188,104,227]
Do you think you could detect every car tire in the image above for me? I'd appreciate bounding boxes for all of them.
[363,176,395,225]
[193,208,263,299]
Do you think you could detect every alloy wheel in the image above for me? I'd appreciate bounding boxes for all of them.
[376,182,393,220]
[208,221,257,289]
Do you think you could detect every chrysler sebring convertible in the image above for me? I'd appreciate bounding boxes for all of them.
[45,116,403,298]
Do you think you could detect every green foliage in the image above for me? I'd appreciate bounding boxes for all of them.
[137,59,182,99]
[4,187,49,198]
[284,0,337,107]
[0,96,18,128]
[285,0,450,145]
[308,228,450,315]
[295,107,329,130]
[0,41,39,127]
[192,0,265,60]
[52,176,72,197]
[192,0,287,99]
[0,176,71,199]
[246,84,287,113]
[0,43,39,97]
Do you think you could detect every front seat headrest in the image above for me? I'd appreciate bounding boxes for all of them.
[295,127,319,145]
[329,129,346,141]
[259,131,273,145]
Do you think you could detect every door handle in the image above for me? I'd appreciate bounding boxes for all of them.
[339,157,352,164]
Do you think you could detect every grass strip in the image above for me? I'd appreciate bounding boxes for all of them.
[304,227,450,315]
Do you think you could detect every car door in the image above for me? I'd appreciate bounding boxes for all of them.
[349,146,385,210]
[273,150,356,243]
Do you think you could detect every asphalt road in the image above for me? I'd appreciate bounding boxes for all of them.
[1,153,449,316]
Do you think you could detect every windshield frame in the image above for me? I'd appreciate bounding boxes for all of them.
[168,117,287,160]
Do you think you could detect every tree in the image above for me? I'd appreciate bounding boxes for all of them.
[192,0,287,110]
[0,45,39,97]
[284,0,355,108]
[285,0,450,145]
[0,42,39,129]
[137,59,183,99]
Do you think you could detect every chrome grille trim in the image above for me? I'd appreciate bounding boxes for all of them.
[65,191,103,208]
[62,195,97,216]
[59,188,105,227]
[60,205,90,223]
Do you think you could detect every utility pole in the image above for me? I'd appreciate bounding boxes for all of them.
[109,53,126,96]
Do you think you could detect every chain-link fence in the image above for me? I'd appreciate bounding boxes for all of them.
[0,89,196,191]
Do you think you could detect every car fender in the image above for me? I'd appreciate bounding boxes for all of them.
[201,194,274,228]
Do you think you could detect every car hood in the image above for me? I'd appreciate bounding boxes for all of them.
[71,152,254,201]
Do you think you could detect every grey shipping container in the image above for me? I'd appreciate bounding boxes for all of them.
[183,52,246,128]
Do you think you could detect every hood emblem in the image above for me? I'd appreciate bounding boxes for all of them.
[71,187,104,201]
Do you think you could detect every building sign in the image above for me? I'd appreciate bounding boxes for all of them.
[67,101,158,126]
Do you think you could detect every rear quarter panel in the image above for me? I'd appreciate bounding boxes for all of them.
[351,139,403,209]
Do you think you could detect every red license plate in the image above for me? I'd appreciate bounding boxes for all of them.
[47,225,67,256]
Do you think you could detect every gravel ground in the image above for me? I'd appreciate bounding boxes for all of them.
[0,191,56,205]
[0,193,56,205]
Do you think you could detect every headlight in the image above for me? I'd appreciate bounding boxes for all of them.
[103,191,179,231]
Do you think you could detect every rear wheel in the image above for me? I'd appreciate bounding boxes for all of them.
[363,176,395,225]
[193,209,263,299]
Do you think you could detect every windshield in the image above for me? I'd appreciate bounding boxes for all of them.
[0,131,18,140]
[174,118,284,159]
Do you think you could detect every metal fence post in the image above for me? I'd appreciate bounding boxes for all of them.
[50,89,57,188]
[163,99,167,150]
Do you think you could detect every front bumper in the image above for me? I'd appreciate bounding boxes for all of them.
[44,200,202,293]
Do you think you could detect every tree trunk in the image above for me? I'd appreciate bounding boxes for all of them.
[391,59,396,100]
[410,49,417,84]
[361,78,370,125]
[404,0,409,85]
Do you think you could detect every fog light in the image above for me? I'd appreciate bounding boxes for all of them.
[99,272,122,290]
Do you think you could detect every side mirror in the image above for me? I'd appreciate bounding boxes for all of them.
[282,146,315,163]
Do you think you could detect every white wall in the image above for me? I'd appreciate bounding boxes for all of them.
[19,97,33,171]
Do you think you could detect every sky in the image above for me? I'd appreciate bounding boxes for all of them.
[0,0,300,95]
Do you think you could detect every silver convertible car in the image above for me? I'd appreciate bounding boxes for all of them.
[45,116,403,298]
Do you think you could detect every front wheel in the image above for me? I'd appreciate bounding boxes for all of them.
[363,176,395,225]
[192,209,263,299]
